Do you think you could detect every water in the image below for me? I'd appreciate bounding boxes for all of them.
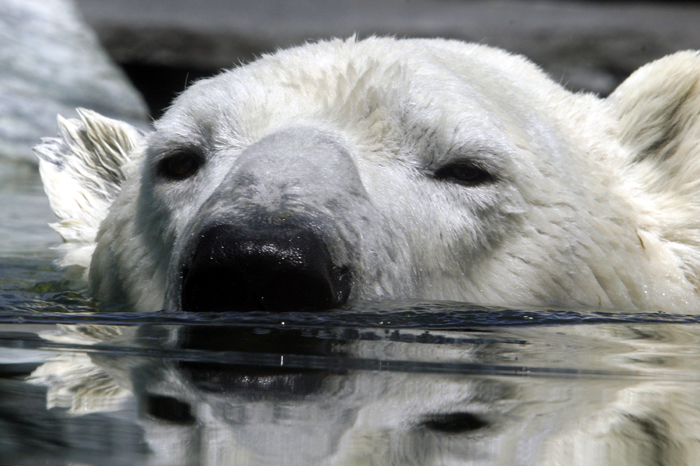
[2,165,700,466]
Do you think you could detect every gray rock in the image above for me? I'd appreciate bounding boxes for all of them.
[0,0,149,164]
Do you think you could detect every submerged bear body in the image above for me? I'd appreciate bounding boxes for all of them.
[35,38,700,312]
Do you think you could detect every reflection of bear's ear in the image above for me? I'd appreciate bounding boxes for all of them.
[28,325,133,414]
[609,51,700,173]
[34,109,148,276]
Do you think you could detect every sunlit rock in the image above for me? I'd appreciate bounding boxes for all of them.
[0,0,148,164]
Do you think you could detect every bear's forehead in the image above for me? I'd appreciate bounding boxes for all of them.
[161,46,512,133]
[150,38,564,173]
[161,38,536,121]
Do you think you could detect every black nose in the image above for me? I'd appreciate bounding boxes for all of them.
[181,223,351,313]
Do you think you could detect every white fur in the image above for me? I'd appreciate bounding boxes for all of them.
[34,38,700,312]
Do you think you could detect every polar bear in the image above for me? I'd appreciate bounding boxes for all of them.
[34,37,700,313]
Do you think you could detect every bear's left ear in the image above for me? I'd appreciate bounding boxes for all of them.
[609,52,700,291]
[608,51,700,175]
[34,109,148,275]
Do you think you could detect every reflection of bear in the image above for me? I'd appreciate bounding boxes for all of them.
[26,323,700,466]
[35,37,700,312]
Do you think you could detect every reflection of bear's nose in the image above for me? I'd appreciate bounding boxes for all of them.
[181,224,351,313]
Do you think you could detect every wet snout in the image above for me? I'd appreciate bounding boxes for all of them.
[182,220,351,313]
[177,127,367,313]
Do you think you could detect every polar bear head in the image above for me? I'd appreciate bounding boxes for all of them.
[35,37,700,313]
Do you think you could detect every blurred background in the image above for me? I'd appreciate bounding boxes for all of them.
[3,0,700,164]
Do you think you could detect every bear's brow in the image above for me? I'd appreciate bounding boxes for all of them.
[147,136,206,165]
[420,132,510,174]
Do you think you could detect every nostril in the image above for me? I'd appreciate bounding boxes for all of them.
[181,223,351,313]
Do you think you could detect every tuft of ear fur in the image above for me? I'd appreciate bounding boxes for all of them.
[609,51,700,290]
[34,109,147,281]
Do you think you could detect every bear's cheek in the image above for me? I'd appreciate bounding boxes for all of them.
[361,163,518,257]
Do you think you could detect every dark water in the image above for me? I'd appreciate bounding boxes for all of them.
[2,165,700,466]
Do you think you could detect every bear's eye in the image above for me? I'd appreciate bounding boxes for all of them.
[157,150,204,181]
[433,161,495,187]
[420,412,489,434]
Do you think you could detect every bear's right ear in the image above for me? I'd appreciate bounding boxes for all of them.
[34,109,148,274]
